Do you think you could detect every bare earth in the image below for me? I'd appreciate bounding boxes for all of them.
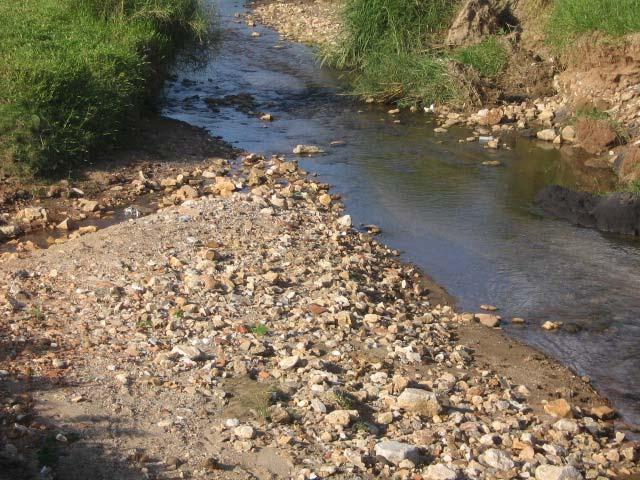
[1,130,638,479]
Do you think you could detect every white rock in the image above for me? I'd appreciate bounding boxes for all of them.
[279,355,299,370]
[337,215,352,227]
[554,419,579,433]
[171,344,205,361]
[225,418,240,428]
[374,440,419,465]
[535,465,583,480]
[425,463,457,480]
[480,449,514,470]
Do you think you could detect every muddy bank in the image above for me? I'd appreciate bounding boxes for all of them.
[535,185,640,236]
[0,117,237,253]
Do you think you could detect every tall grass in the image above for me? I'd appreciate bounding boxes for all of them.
[547,0,640,48]
[455,37,509,78]
[0,0,209,176]
[323,0,460,105]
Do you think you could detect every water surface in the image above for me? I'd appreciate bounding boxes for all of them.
[163,0,640,427]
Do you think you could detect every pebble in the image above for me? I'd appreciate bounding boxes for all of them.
[375,440,419,465]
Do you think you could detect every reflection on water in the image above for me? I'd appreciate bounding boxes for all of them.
[163,0,640,427]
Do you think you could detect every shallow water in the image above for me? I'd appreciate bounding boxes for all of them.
[163,0,640,427]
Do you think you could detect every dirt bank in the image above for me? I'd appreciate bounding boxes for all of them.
[1,146,638,479]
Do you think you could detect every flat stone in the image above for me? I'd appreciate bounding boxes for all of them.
[171,345,205,361]
[374,440,419,465]
[293,145,324,155]
[425,463,457,480]
[475,313,501,328]
[554,418,579,433]
[480,448,514,470]
[591,405,615,420]
[278,355,299,370]
[535,465,583,480]
[397,388,441,416]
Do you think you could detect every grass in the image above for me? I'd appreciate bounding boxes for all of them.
[547,0,640,48]
[0,0,210,176]
[322,0,461,105]
[455,36,509,78]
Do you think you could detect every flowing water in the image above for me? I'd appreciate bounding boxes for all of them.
[163,0,640,427]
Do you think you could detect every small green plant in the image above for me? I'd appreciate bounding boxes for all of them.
[251,324,268,337]
[174,309,184,319]
[455,37,509,78]
[29,307,45,321]
[136,317,153,330]
[333,388,356,409]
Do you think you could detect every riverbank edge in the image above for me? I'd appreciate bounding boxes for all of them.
[249,0,640,202]
[2,115,638,478]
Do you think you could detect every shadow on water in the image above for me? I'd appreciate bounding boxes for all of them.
[162,0,640,427]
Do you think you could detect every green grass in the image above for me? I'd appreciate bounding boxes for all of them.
[0,0,209,176]
[547,0,640,48]
[322,0,460,105]
[455,37,509,78]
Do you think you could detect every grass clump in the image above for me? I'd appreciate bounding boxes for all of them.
[547,0,640,48]
[0,0,210,176]
[455,37,509,77]
[323,0,460,105]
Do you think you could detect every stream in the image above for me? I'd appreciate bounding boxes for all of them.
[163,0,640,428]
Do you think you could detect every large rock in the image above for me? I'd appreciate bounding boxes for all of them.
[537,129,557,142]
[535,185,640,236]
[535,465,583,480]
[616,145,640,183]
[575,118,618,154]
[374,440,420,465]
[397,388,441,416]
[446,0,503,47]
